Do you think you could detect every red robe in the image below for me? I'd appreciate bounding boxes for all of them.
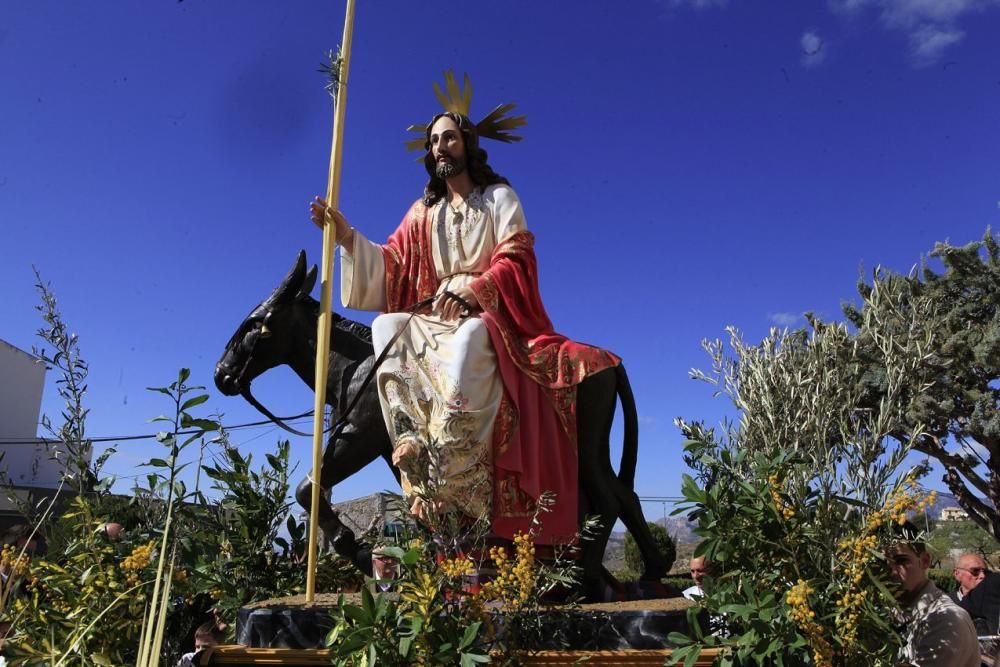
[379,199,619,542]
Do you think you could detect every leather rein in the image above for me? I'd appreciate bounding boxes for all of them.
[239,291,473,439]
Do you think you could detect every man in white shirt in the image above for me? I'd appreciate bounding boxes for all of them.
[682,555,710,600]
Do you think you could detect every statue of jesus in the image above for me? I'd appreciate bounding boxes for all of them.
[311,101,618,543]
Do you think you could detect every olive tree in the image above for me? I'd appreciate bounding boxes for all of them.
[845,229,1000,538]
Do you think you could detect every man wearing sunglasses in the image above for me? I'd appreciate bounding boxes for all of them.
[953,554,988,603]
[953,552,1000,636]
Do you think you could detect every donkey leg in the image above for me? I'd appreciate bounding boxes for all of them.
[295,425,386,574]
[592,374,669,582]
[294,474,373,574]
[576,371,623,602]
[577,444,621,601]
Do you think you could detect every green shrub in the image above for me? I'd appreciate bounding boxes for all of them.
[624,522,676,576]
[670,295,944,666]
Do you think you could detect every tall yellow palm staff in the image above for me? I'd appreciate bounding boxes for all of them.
[308,0,356,603]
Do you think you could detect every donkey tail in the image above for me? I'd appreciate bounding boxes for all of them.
[615,363,639,489]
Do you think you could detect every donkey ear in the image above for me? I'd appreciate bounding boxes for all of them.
[266,250,307,307]
[298,264,318,299]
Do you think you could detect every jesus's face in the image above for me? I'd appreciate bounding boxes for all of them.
[429,115,466,179]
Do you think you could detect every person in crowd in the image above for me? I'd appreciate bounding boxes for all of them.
[953,552,1000,636]
[683,556,710,600]
[175,621,225,667]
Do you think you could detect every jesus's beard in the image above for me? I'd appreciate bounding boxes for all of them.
[435,156,465,179]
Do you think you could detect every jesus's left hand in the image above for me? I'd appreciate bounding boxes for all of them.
[436,286,480,321]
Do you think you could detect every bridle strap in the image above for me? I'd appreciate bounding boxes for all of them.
[240,388,317,437]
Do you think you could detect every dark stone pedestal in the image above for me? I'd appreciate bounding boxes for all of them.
[237,606,333,649]
[237,595,696,651]
[532,607,692,651]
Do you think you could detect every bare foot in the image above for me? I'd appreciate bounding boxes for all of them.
[410,496,427,520]
[392,438,420,473]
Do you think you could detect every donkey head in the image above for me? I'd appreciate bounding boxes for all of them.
[214,250,318,396]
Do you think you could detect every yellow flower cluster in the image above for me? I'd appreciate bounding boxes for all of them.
[48,598,75,614]
[120,541,155,587]
[834,532,876,644]
[437,556,474,580]
[863,478,937,531]
[478,532,536,607]
[835,589,868,644]
[786,579,834,667]
[398,567,441,667]
[767,473,796,520]
[173,568,188,584]
[0,543,32,578]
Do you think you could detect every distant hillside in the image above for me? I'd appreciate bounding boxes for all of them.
[656,515,699,544]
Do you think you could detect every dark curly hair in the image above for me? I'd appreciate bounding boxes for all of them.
[421,112,510,206]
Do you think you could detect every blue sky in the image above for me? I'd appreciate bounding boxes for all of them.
[1,1,998,518]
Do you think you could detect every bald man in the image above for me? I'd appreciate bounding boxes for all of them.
[954,552,1000,635]
[952,553,987,602]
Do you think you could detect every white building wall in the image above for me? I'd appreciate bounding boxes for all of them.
[0,338,62,489]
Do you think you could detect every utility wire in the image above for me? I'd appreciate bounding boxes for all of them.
[0,414,315,446]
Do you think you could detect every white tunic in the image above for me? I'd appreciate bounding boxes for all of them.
[340,185,528,519]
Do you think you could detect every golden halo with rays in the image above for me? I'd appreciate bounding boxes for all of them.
[405,70,527,153]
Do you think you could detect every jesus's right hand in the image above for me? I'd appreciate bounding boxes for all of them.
[309,197,353,246]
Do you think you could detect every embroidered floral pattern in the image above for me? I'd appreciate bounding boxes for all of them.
[380,355,493,520]
[470,272,500,313]
[436,189,485,253]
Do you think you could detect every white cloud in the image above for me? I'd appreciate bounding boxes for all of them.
[876,0,992,29]
[801,31,827,67]
[768,312,803,327]
[829,0,999,64]
[663,0,996,64]
[909,24,965,64]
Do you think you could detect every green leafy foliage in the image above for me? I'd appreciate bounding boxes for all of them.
[0,495,152,665]
[671,299,944,665]
[927,568,958,594]
[623,522,676,577]
[326,497,582,664]
[0,369,360,665]
[196,436,362,620]
[1,367,219,666]
[0,278,363,665]
[326,539,493,667]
